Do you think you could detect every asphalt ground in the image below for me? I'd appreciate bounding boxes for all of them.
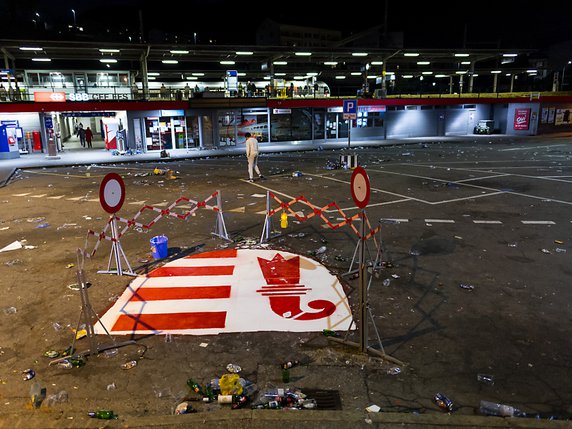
[1,137,572,428]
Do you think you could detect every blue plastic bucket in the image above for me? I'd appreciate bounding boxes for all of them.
[150,235,168,259]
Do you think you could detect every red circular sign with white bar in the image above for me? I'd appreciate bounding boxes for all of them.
[350,166,371,209]
[99,173,126,214]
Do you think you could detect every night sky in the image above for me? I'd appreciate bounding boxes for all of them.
[2,0,571,50]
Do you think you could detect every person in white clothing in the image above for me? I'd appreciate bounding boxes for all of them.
[245,132,264,182]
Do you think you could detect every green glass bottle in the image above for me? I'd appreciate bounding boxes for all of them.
[88,410,117,419]
[281,368,290,383]
[322,329,340,337]
[186,378,204,395]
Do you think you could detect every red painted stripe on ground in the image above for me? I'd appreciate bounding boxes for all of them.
[130,286,231,301]
[186,249,237,259]
[147,265,235,277]
[112,311,227,331]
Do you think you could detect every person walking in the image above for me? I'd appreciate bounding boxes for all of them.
[245,132,263,182]
[85,126,93,148]
[77,123,86,147]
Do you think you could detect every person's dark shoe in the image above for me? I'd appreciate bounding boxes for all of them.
[259,175,265,180]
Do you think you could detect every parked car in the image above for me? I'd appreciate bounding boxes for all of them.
[474,119,495,134]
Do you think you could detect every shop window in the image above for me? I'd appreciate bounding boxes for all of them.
[291,109,312,140]
[270,112,292,142]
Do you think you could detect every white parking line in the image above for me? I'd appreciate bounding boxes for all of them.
[521,221,556,225]
[425,219,455,223]
[473,220,503,224]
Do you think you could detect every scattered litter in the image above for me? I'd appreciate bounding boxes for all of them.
[44,350,59,358]
[508,243,517,247]
[382,279,391,287]
[365,404,381,412]
[30,382,46,408]
[555,248,567,253]
[541,248,551,254]
[479,400,525,417]
[459,283,475,291]
[226,363,242,374]
[386,367,401,375]
[5,259,22,266]
[36,223,50,228]
[199,343,209,348]
[477,374,494,385]
[44,390,68,406]
[57,223,81,230]
[292,171,303,177]
[554,240,564,244]
[2,306,17,315]
[121,360,137,370]
[0,226,9,231]
[391,274,400,279]
[66,263,75,269]
[106,383,116,391]
[433,393,453,412]
[175,401,196,414]
[22,369,36,380]
[0,241,23,253]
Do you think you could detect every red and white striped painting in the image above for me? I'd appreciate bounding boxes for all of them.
[94,249,353,335]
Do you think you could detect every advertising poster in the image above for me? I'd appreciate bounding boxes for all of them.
[548,107,556,123]
[541,108,549,124]
[513,108,531,130]
[554,109,571,125]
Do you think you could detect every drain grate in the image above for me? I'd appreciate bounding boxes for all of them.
[303,389,342,410]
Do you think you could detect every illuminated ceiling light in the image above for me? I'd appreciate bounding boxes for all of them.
[273,61,287,65]
[20,46,42,51]
[505,73,512,76]
[99,48,120,53]
[402,75,414,78]
[275,72,286,76]
[461,61,471,65]
[421,71,433,75]
[527,69,537,73]
[191,72,204,76]
[237,72,246,76]
[263,76,271,80]
[295,52,312,56]
[306,72,318,76]
[170,50,189,54]
[352,52,368,57]
[472,73,479,77]
[404,53,419,57]
[417,61,430,65]
[371,61,383,65]
[454,53,470,57]
[220,60,235,65]
[435,74,448,78]
[147,76,156,80]
[455,71,467,74]
[294,76,305,80]
[367,75,377,79]
[324,61,338,66]
[148,72,160,76]
[490,70,502,74]
[350,72,361,76]
[32,58,51,62]
[335,75,346,79]
[186,76,198,80]
[162,60,178,64]
[236,51,253,55]
[503,53,518,57]
[385,72,394,76]
[100,58,117,63]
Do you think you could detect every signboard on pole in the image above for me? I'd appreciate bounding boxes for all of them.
[343,99,358,120]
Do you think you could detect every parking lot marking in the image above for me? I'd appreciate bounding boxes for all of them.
[425,219,455,223]
[473,220,503,224]
[30,194,47,198]
[521,221,556,225]
[12,193,31,196]
[47,195,65,199]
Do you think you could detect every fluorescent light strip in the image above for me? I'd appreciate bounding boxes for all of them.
[295,52,312,56]
[191,72,204,76]
[236,51,253,55]
[32,58,51,62]
[417,61,430,65]
[273,61,287,65]
[371,61,383,65]
[162,60,179,64]
[324,61,338,65]
[148,72,160,76]
[99,48,120,53]
[100,59,117,63]
[20,47,42,51]
[404,53,419,57]
[170,50,189,54]
[454,53,469,57]
[352,52,368,57]
[335,76,346,79]
[220,60,235,65]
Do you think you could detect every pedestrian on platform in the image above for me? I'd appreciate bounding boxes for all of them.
[85,126,93,148]
[245,132,264,182]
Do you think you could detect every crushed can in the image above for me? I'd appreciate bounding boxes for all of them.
[434,393,454,412]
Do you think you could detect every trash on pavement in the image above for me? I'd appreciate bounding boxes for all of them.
[433,393,454,412]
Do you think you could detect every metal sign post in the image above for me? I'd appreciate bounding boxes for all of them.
[328,167,403,365]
